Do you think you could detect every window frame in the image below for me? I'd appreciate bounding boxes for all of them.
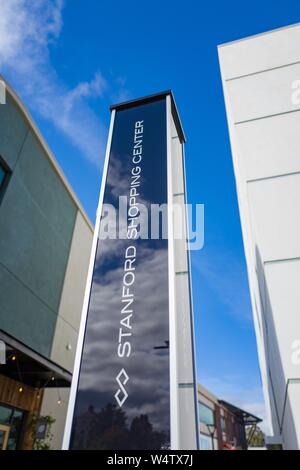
[198,401,215,427]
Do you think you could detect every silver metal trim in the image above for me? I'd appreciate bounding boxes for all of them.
[182,143,200,450]
[166,95,180,450]
[62,110,116,449]
[217,22,300,49]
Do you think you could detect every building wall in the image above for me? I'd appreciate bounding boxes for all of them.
[170,110,198,450]
[41,212,93,449]
[0,91,78,357]
[0,79,93,449]
[51,211,93,373]
[218,23,300,449]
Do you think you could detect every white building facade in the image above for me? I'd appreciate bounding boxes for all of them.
[218,23,300,450]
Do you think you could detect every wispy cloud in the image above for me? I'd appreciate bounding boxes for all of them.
[0,0,123,166]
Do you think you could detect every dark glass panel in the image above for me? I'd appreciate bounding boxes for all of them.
[0,405,13,425]
[70,98,170,450]
[0,165,5,187]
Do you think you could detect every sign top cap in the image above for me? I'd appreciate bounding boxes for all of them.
[110,90,186,143]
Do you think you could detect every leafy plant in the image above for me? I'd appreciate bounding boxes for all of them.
[246,425,265,447]
[30,414,56,450]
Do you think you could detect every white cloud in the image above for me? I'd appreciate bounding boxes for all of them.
[66,73,107,103]
[0,0,64,70]
[0,0,108,165]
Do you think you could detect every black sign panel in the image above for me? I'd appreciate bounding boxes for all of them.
[69,98,170,450]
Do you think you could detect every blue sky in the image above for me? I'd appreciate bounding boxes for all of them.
[1,0,300,430]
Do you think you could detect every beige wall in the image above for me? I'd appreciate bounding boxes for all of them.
[51,211,93,372]
[41,210,93,449]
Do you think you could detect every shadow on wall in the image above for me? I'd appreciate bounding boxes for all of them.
[255,246,298,449]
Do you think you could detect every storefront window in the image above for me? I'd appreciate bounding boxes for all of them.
[0,404,25,450]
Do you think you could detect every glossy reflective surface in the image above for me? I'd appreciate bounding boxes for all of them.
[70,98,170,450]
[0,404,25,450]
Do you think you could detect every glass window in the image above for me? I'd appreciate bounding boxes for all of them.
[0,404,25,449]
[221,416,227,441]
[198,402,214,426]
[8,409,25,450]
[0,165,5,187]
[221,416,226,431]
[0,159,9,196]
[0,405,13,425]
[200,433,212,450]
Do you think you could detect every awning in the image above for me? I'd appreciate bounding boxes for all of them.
[218,400,262,426]
[0,329,72,388]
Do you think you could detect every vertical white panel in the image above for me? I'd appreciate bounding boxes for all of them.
[219,24,300,449]
[170,105,198,450]
[166,95,179,449]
